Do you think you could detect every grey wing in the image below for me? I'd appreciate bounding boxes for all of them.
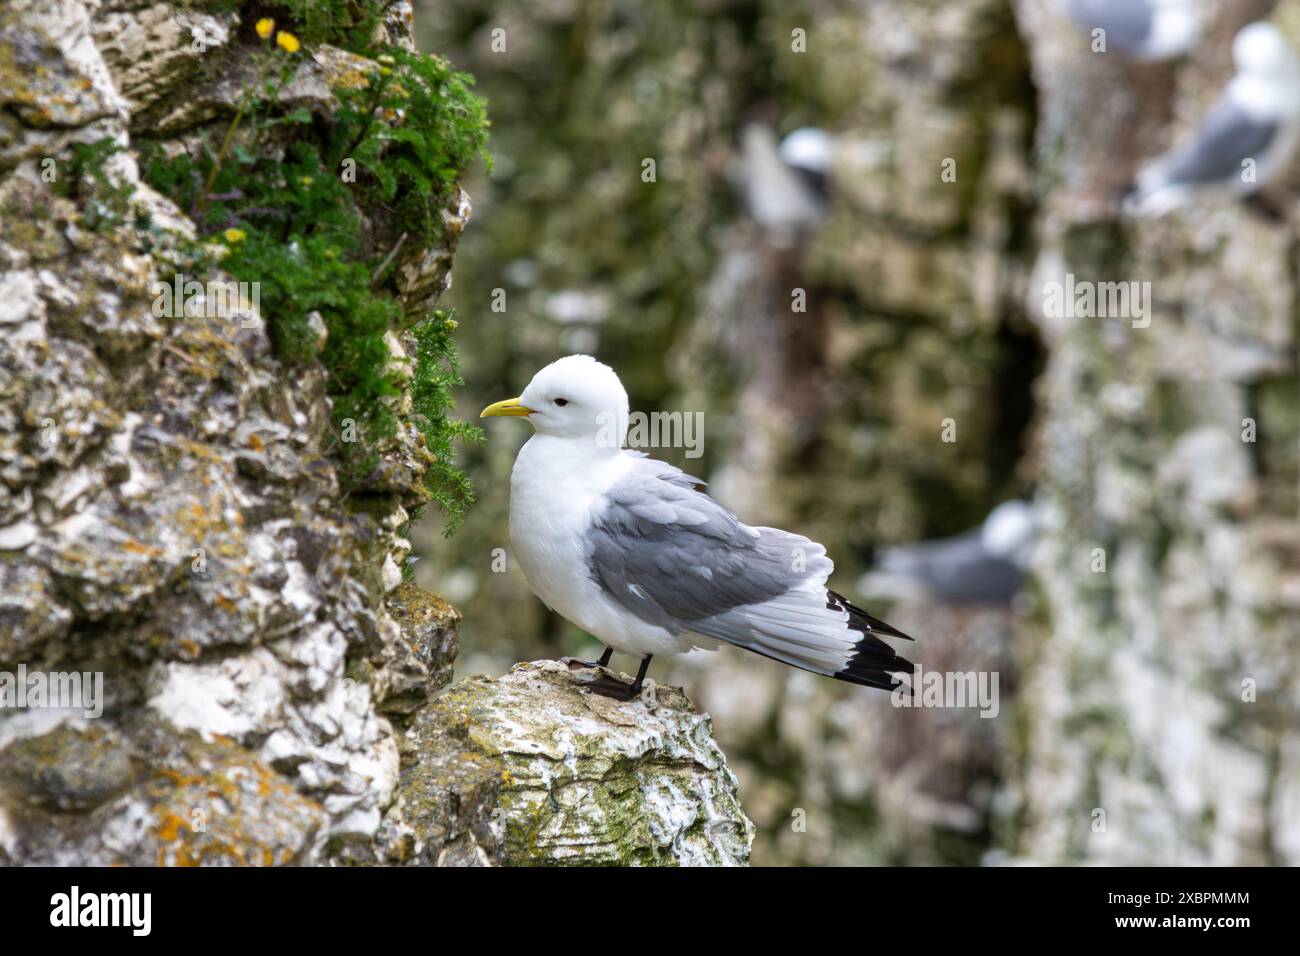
[587,457,913,690]
[587,459,825,631]
[883,533,1023,604]
[1061,0,1152,53]
[1154,96,1278,186]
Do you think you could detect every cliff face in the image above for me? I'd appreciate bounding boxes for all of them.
[0,0,444,864]
[1009,0,1300,865]
[0,0,750,867]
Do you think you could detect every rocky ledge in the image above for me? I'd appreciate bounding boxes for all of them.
[355,660,754,867]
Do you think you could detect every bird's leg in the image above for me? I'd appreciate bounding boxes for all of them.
[626,655,652,697]
[582,655,653,701]
[561,647,613,670]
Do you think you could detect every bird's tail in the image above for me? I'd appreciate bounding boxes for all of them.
[692,587,914,692]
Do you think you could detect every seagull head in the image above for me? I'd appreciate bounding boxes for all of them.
[778,127,834,176]
[1233,23,1299,80]
[481,354,630,451]
[980,500,1038,567]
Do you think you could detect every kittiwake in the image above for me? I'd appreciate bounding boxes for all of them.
[739,123,832,244]
[1058,0,1204,61]
[1127,22,1300,216]
[860,501,1038,606]
[481,355,915,700]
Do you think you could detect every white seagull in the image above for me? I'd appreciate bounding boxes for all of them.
[1058,0,1204,61]
[481,355,914,700]
[861,501,1038,606]
[1128,22,1300,216]
[738,123,832,243]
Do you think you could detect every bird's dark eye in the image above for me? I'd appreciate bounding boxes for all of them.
[553,398,569,407]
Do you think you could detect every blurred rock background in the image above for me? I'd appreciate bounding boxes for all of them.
[414,0,1300,866]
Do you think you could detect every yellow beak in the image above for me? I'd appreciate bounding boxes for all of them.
[480,396,534,418]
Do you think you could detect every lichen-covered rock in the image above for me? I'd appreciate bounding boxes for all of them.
[383,661,754,867]
[95,1,239,118]
[369,583,461,720]
[0,719,326,866]
[0,0,489,866]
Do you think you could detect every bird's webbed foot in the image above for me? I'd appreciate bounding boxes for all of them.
[560,647,613,670]
[575,654,651,702]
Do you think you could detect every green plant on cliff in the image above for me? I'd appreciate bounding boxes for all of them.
[283,0,386,48]
[332,46,491,252]
[138,5,489,531]
[410,309,481,532]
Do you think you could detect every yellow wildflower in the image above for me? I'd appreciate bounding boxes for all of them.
[222,228,246,243]
[276,31,301,54]
[255,18,274,40]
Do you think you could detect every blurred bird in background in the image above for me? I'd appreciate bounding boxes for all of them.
[778,126,834,202]
[1058,0,1205,60]
[738,123,833,245]
[1127,22,1300,216]
[860,501,1039,607]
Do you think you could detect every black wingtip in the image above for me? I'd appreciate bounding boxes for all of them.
[827,589,914,641]
[826,590,916,691]
[834,662,913,692]
[835,637,915,691]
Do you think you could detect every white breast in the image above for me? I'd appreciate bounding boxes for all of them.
[508,438,688,658]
